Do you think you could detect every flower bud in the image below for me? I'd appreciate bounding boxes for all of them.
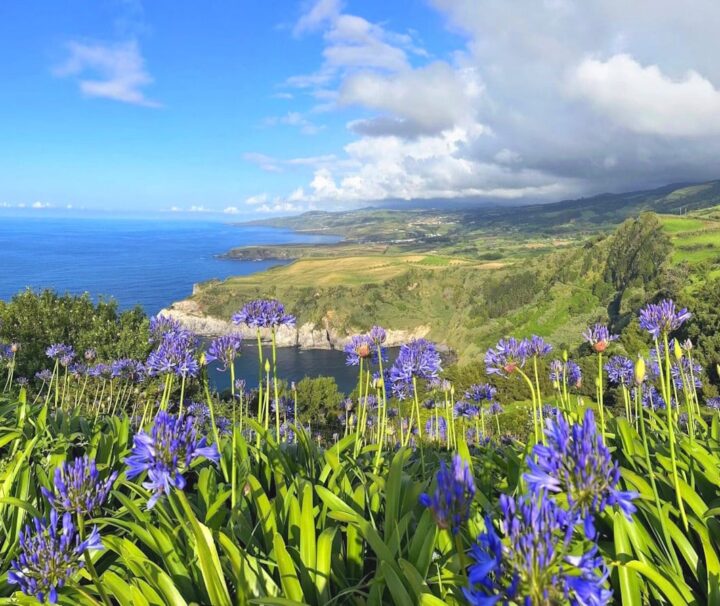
[264,359,271,373]
[562,349,568,362]
[635,357,646,385]
[673,339,683,361]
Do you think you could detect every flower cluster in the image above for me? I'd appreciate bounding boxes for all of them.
[454,400,480,419]
[145,324,199,379]
[41,456,117,516]
[205,334,243,371]
[232,299,295,329]
[671,356,703,391]
[485,337,528,376]
[706,397,720,411]
[425,416,447,442]
[125,411,219,508]
[582,324,618,353]
[549,359,582,387]
[464,383,497,403]
[8,509,103,604]
[389,338,442,399]
[464,495,612,605]
[527,335,553,357]
[639,299,691,339]
[525,410,637,528]
[604,355,634,386]
[420,455,476,534]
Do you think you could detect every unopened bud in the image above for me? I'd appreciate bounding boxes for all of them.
[673,339,683,361]
[562,349,568,362]
[635,357,646,385]
[264,359,271,373]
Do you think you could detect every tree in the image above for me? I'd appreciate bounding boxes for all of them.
[294,376,344,424]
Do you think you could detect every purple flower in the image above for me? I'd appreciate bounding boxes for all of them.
[368,325,387,344]
[46,344,74,362]
[639,299,691,339]
[706,397,720,411]
[231,299,295,329]
[149,315,186,344]
[671,357,703,391]
[527,335,553,357]
[41,456,117,516]
[344,334,373,366]
[454,400,480,419]
[16,376,28,387]
[419,455,476,534]
[525,410,637,525]
[582,324,618,353]
[489,401,503,415]
[465,383,497,403]
[125,411,219,508]
[604,355,634,386]
[549,359,582,388]
[389,339,442,399]
[35,369,53,383]
[464,494,612,606]
[8,509,103,604]
[146,328,199,379]
[485,338,529,376]
[205,334,242,371]
[634,384,670,410]
[425,416,447,442]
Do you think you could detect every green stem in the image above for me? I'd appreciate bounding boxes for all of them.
[77,516,112,606]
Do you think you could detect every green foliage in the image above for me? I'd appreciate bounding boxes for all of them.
[0,289,150,379]
[294,376,344,423]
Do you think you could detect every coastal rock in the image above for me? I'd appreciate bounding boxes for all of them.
[160,299,436,350]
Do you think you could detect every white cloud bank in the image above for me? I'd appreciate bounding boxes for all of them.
[252,0,720,210]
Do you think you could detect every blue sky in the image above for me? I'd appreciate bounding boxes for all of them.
[2,0,720,218]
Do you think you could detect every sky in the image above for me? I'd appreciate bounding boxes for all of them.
[2,0,720,218]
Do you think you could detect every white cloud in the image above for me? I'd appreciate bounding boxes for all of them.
[170,206,182,212]
[569,54,720,136]
[293,0,342,36]
[223,206,240,214]
[242,152,283,173]
[55,40,160,107]
[188,205,209,213]
[245,193,269,206]
[257,201,303,214]
[264,111,324,135]
[32,201,53,209]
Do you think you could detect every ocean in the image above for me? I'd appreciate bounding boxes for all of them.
[0,215,336,313]
[0,215,372,392]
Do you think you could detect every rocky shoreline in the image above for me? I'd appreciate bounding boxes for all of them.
[160,299,436,351]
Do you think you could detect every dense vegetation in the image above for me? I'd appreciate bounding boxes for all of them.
[1,293,720,604]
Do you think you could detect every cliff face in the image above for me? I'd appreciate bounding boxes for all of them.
[160,299,434,350]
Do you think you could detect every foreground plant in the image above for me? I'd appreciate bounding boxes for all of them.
[8,509,103,604]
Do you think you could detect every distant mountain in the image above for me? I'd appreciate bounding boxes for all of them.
[244,180,720,238]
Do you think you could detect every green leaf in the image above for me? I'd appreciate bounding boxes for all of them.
[613,512,642,606]
[273,533,305,603]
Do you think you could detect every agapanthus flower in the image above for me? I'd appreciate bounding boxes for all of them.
[633,384,669,411]
[41,456,117,516]
[488,401,503,415]
[706,397,720,411]
[234,378,246,393]
[582,324,618,353]
[464,494,612,606]
[604,355,634,386]
[525,410,637,526]
[368,325,387,344]
[35,369,53,383]
[454,400,480,419]
[527,335,553,357]
[16,376,28,387]
[549,359,582,388]
[419,455,476,534]
[149,315,185,344]
[639,299,691,339]
[671,357,703,391]
[125,411,220,508]
[205,334,243,371]
[344,334,373,366]
[187,401,211,425]
[8,509,103,604]
[145,329,199,379]
[485,337,529,376]
[422,398,436,410]
[389,338,442,399]
[231,299,295,329]
[425,416,447,442]
[46,344,74,361]
[465,383,497,403]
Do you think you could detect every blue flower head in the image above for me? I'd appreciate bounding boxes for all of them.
[485,338,529,377]
[419,454,476,534]
[389,338,442,399]
[41,456,117,516]
[464,494,612,606]
[639,299,691,339]
[125,411,220,508]
[232,299,295,329]
[604,355,634,386]
[205,334,243,371]
[525,410,637,526]
[9,509,103,604]
[465,383,497,403]
[582,324,618,353]
[549,359,582,387]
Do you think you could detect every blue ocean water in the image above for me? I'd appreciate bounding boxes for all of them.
[0,215,337,313]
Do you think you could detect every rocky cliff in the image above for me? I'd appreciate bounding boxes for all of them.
[160,299,434,350]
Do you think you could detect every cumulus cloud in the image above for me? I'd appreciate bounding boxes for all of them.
[569,54,720,136]
[263,0,720,208]
[55,40,160,107]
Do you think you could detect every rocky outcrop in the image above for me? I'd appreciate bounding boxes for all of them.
[160,299,435,350]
